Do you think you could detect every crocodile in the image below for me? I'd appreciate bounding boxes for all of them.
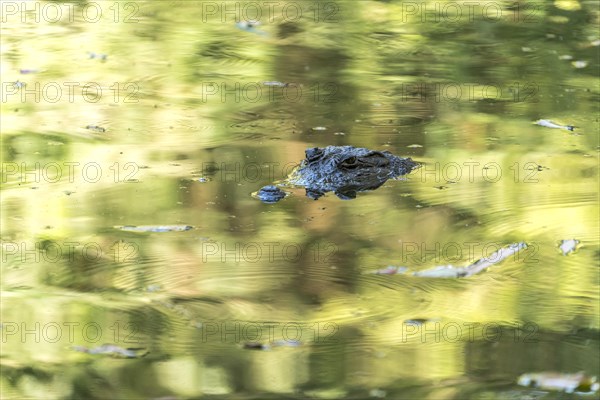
[254,145,419,203]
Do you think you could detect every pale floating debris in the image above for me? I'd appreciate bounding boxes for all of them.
[333,132,346,136]
[243,339,301,351]
[558,239,580,255]
[534,119,575,131]
[184,176,210,183]
[407,144,423,148]
[413,265,469,278]
[518,372,599,394]
[572,60,588,68]
[413,242,527,278]
[146,284,161,292]
[263,81,290,87]
[236,21,267,36]
[88,52,107,61]
[72,344,148,358]
[115,225,193,232]
[369,265,408,275]
[558,54,573,60]
[311,126,327,131]
[521,47,533,52]
[236,20,260,29]
[86,125,106,133]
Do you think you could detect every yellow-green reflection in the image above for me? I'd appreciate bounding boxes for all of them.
[1,1,599,399]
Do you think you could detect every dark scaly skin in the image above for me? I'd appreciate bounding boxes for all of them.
[255,185,286,203]
[255,146,418,202]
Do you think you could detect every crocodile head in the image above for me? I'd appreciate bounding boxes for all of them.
[288,146,418,200]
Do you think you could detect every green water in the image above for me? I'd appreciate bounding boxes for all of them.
[1,1,599,399]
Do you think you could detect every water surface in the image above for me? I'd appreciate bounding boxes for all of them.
[1,1,599,399]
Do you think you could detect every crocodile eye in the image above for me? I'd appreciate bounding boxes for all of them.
[340,156,359,168]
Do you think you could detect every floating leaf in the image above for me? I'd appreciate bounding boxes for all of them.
[115,225,193,232]
[369,266,408,275]
[263,81,290,87]
[534,119,575,131]
[243,340,301,351]
[572,60,588,68]
[413,242,528,278]
[73,344,148,358]
[236,21,267,36]
[558,239,580,255]
[413,265,469,278]
[518,372,599,393]
[86,125,106,133]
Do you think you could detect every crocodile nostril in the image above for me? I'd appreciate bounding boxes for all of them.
[306,147,323,162]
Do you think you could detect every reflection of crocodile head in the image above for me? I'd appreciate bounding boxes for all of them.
[254,146,418,202]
